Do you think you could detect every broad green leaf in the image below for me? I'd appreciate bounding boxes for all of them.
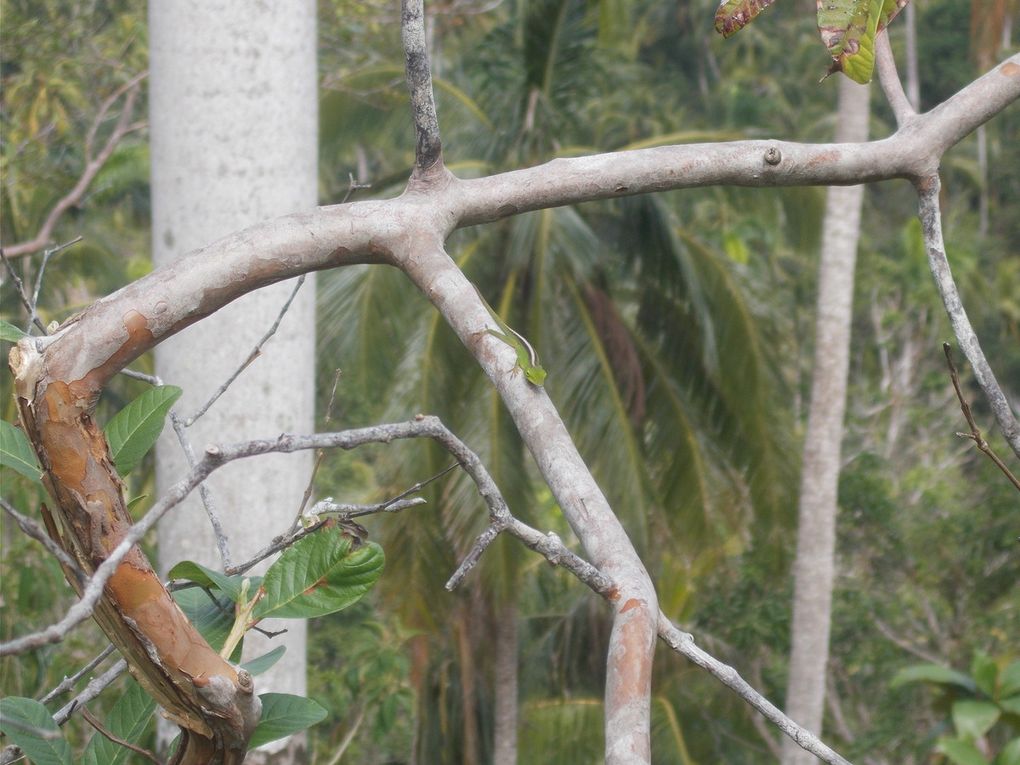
[1000,696,1020,715]
[890,663,977,692]
[172,586,236,655]
[937,737,993,765]
[714,0,779,38]
[0,697,73,765]
[104,385,182,475]
[0,319,27,342]
[816,0,905,83]
[953,700,1001,741]
[972,652,999,698]
[81,679,156,765]
[168,560,257,603]
[242,645,287,676]
[997,738,1020,765]
[0,418,42,481]
[1001,662,1020,698]
[249,693,327,748]
[255,526,384,620]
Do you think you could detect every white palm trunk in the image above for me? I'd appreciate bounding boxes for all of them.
[149,2,317,760]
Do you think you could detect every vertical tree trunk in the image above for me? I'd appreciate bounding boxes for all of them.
[456,609,480,765]
[492,601,519,765]
[904,2,921,110]
[781,76,870,765]
[149,2,317,761]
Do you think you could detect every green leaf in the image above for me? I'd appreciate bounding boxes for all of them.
[0,418,42,481]
[242,645,287,676]
[1001,662,1020,698]
[0,697,73,765]
[972,652,999,698]
[816,0,899,83]
[81,679,156,765]
[996,738,1020,765]
[890,663,977,692]
[937,737,993,765]
[1000,696,1020,715]
[255,526,384,620]
[0,319,27,342]
[714,0,779,38]
[172,586,236,654]
[953,700,1001,740]
[249,693,327,748]
[104,385,182,475]
[168,560,256,603]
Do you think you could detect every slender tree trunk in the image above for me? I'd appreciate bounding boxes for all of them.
[149,2,317,762]
[904,2,921,110]
[492,601,519,765]
[456,609,480,765]
[781,76,870,765]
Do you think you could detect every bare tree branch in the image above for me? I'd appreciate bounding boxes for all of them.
[40,644,117,703]
[2,73,147,259]
[53,659,128,725]
[658,618,851,765]
[916,178,1020,458]
[401,0,443,175]
[943,344,1020,488]
[184,275,307,427]
[0,497,85,584]
[875,31,915,127]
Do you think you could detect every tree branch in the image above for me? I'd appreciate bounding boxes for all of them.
[875,31,915,127]
[917,178,1020,458]
[401,0,443,176]
[1,73,147,259]
[942,343,1020,488]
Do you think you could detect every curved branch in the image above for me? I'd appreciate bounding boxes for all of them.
[919,178,1020,457]
[2,73,147,259]
[397,241,659,763]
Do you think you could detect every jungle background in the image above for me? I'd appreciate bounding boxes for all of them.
[1,0,1018,762]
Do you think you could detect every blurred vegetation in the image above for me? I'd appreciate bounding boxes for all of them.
[2,0,1018,762]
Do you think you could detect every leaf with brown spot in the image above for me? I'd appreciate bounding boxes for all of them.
[817,0,908,83]
[714,0,780,38]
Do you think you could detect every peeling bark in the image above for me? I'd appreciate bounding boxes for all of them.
[9,342,261,763]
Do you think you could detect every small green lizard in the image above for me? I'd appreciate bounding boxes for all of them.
[474,286,547,387]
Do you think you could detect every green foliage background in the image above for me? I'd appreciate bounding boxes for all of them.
[2,0,1018,762]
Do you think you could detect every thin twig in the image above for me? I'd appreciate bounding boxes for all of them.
[401,0,443,174]
[40,645,117,703]
[875,31,915,127]
[0,249,47,334]
[26,237,83,332]
[917,178,1020,458]
[170,412,231,567]
[53,659,128,725]
[341,173,372,204]
[296,368,343,520]
[943,343,1020,490]
[185,275,306,427]
[80,706,163,765]
[0,497,85,584]
[119,368,162,385]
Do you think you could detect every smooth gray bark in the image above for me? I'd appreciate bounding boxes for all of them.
[149,2,317,761]
[782,76,870,765]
